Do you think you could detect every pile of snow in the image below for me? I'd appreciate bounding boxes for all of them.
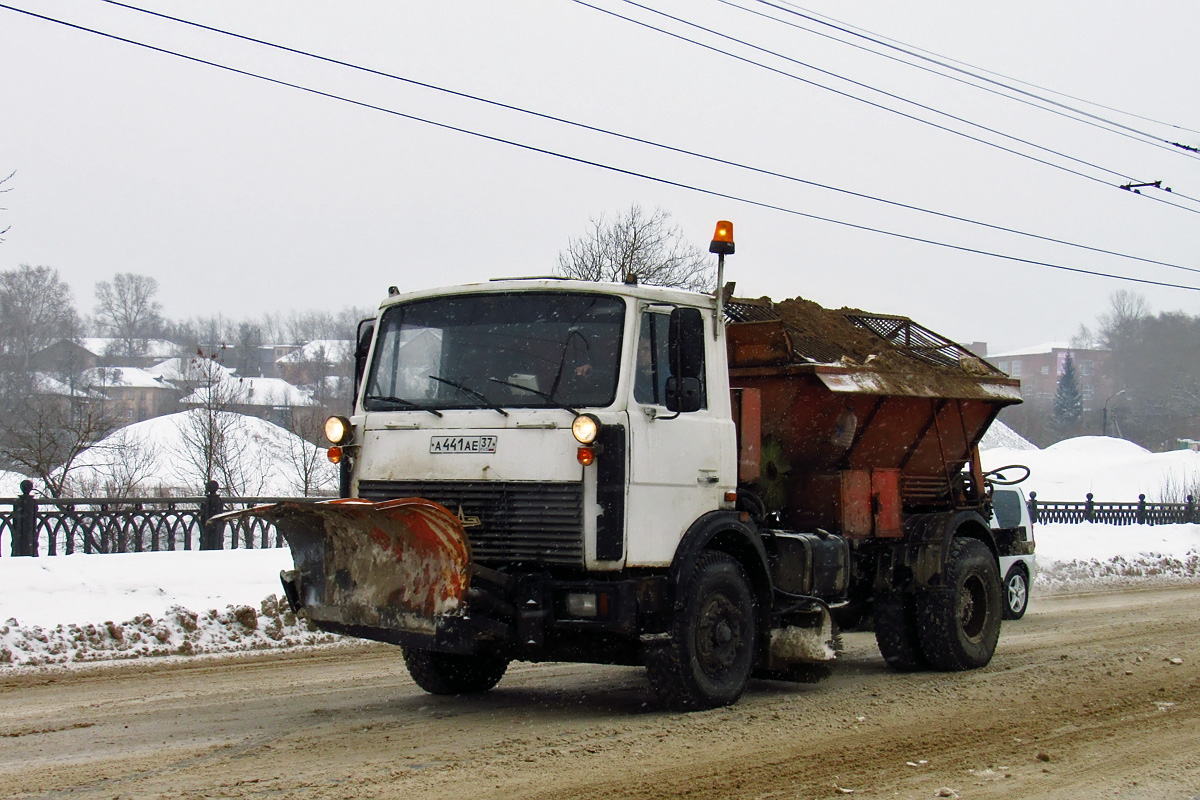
[981,435,1200,502]
[1034,522,1200,590]
[979,419,1037,452]
[0,550,339,667]
[62,409,336,496]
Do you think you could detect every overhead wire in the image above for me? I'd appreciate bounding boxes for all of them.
[719,0,1200,161]
[2,1,1199,294]
[763,0,1200,141]
[77,0,1200,277]
[586,0,1200,216]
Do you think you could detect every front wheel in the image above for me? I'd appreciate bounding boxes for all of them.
[646,551,758,711]
[1002,566,1030,620]
[402,648,509,695]
[917,537,1003,671]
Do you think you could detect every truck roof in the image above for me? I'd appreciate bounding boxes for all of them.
[379,278,715,310]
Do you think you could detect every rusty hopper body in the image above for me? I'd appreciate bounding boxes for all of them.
[724,297,1020,540]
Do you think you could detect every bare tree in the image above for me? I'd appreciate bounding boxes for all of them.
[0,372,118,497]
[174,348,249,493]
[556,205,714,291]
[1098,290,1150,350]
[64,426,160,497]
[0,169,13,242]
[281,410,336,497]
[0,264,79,369]
[94,273,164,361]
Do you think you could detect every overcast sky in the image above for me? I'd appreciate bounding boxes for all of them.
[2,0,1198,353]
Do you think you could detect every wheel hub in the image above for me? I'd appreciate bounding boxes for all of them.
[696,594,743,675]
[957,575,988,642]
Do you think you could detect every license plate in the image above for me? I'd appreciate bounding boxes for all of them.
[429,435,497,454]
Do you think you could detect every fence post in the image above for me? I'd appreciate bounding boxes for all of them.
[1085,492,1094,523]
[1028,491,1038,524]
[1137,493,1147,525]
[1188,495,1197,525]
[200,481,224,550]
[13,480,37,557]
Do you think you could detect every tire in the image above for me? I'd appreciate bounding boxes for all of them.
[1002,566,1030,620]
[646,551,758,711]
[401,647,509,695]
[873,591,928,672]
[916,537,1003,671]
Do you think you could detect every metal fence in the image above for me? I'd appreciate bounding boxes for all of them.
[1027,491,1200,526]
[1,479,324,557]
[5,482,1197,557]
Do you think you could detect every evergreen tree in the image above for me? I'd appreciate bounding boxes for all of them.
[1053,353,1084,436]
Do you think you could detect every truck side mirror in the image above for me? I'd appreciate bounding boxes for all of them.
[665,376,702,412]
[666,308,704,413]
[354,317,375,401]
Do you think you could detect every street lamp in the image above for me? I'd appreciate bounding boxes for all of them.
[1103,389,1126,437]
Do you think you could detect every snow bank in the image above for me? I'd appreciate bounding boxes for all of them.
[1034,522,1200,590]
[982,435,1200,503]
[0,550,339,668]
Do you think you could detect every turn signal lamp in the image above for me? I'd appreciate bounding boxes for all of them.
[571,413,601,444]
[709,220,735,255]
[324,415,353,445]
[577,447,596,466]
[327,446,344,464]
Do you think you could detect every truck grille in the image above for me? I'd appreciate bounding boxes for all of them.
[357,480,584,566]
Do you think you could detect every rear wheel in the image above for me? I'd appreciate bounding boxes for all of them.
[917,537,1002,671]
[646,551,757,711]
[1002,566,1030,620]
[402,648,509,695]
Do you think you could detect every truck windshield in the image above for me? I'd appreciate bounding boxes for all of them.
[364,292,626,412]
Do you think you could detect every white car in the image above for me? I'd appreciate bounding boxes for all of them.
[990,487,1037,620]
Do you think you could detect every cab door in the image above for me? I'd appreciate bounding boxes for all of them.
[624,308,734,566]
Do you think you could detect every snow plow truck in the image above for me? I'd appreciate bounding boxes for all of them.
[233,222,1023,710]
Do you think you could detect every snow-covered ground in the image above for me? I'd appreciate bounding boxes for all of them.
[2,431,1197,669]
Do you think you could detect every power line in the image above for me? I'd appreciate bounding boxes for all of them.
[2,2,1199,294]
[579,0,1200,216]
[81,0,1200,276]
[764,0,1200,140]
[719,0,1200,161]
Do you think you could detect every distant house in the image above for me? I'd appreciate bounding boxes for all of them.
[78,337,179,368]
[988,343,1115,411]
[82,366,178,423]
[28,340,102,375]
[276,339,353,386]
[179,374,315,428]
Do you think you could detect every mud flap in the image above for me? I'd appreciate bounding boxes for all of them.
[218,498,472,636]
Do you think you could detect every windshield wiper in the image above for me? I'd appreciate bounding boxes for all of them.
[489,378,579,415]
[364,394,443,418]
[428,376,509,417]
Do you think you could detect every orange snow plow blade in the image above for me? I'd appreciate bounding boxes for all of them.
[219,498,471,636]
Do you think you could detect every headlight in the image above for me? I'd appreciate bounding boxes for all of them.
[324,415,353,445]
[571,413,601,444]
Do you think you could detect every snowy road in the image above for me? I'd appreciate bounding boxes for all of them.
[1,584,1197,799]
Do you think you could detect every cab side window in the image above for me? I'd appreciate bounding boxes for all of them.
[634,311,707,408]
[634,312,671,406]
